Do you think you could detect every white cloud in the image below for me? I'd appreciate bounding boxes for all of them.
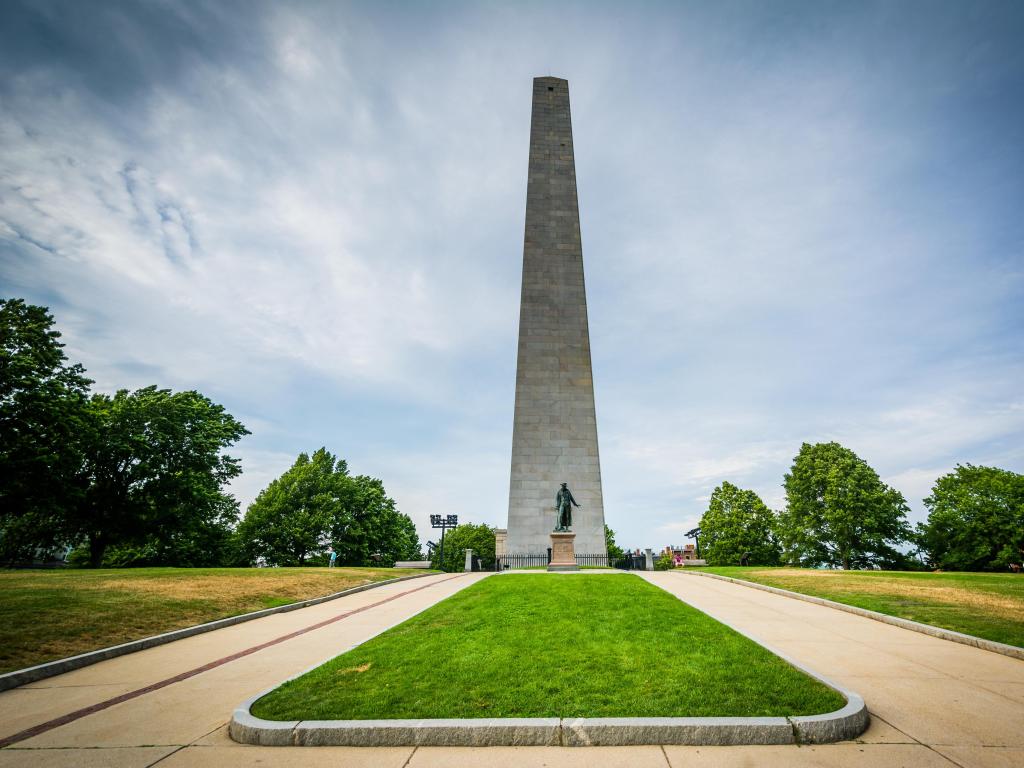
[2,0,1022,550]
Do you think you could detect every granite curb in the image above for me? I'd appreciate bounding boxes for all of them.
[229,573,868,747]
[679,570,1024,661]
[229,693,867,747]
[0,571,436,693]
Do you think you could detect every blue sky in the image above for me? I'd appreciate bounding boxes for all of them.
[2,0,1022,551]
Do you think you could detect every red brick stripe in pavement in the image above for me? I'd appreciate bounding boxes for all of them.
[0,573,466,749]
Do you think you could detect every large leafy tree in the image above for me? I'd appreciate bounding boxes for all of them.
[432,523,496,572]
[235,449,344,566]
[73,386,249,567]
[699,481,781,566]
[0,299,93,561]
[332,474,420,566]
[80,493,242,567]
[779,442,910,569]
[918,465,1024,571]
[235,448,420,566]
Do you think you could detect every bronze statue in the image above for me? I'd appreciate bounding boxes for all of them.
[554,482,581,531]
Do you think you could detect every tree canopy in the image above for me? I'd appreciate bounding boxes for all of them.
[0,299,93,561]
[74,386,249,566]
[1,298,249,566]
[332,473,420,566]
[699,481,781,566]
[432,523,496,572]
[235,448,420,567]
[778,442,910,569]
[918,464,1024,571]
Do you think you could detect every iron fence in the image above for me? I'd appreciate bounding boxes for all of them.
[495,553,548,570]
[495,553,617,571]
[613,553,648,570]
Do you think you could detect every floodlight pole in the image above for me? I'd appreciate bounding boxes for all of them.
[686,526,702,559]
[430,514,459,571]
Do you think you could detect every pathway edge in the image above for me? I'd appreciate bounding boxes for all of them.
[678,570,1024,661]
[0,571,436,693]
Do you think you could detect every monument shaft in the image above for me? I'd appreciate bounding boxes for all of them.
[506,77,606,556]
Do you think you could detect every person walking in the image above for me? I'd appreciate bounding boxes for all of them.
[328,549,337,568]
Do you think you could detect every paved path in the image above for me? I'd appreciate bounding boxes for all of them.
[0,572,484,766]
[0,570,1021,767]
[640,571,1024,768]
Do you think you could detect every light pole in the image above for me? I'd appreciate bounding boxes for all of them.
[430,514,458,571]
[686,526,702,559]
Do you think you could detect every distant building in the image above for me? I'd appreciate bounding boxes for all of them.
[662,544,705,567]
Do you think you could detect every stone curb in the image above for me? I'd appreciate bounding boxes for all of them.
[679,570,1024,662]
[229,574,868,746]
[231,693,867,747]
[0,571,436,693]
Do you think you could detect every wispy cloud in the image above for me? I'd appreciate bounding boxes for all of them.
[2,0,1022,549]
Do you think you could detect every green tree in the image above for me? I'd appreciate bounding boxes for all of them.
[331,474,420,566]
[605,524,625,561]
[72,492,241,567]
[235,449,346,566]
[0,299,93,561]
[699,481,781,566]
[235,448,420,567]
[431,523,496,572]
[73,386,249,567]
[918,464,1024,571]
[778,442,910,569]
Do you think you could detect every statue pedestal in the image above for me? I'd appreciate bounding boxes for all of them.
[547,531,579,571]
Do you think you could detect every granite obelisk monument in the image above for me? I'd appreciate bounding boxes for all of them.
[506,77,606,557]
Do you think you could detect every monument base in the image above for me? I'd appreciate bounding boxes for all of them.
[547,531,579,572]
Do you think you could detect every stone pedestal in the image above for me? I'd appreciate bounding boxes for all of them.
[547,532,579,571]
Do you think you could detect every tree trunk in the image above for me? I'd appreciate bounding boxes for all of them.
[89,535,106,568]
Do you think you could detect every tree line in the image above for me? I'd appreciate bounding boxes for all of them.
[696,441,1023,571]
[0,298,420,567]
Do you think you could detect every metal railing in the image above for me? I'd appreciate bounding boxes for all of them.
[612,553,648,571]
[495,553,616,571]
[496,553,548,570]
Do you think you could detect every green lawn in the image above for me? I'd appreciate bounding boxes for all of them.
[251,574,845,720]
[0,567,430,674]
[700,567,1024,648]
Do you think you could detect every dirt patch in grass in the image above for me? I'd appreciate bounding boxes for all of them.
[0,567,428,674]
[337,662,372,675]
[702,567,1024,648]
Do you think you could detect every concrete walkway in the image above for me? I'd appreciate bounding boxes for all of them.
[640,571,1024,768]
[0,570,1021,767]
[0,572,484,766]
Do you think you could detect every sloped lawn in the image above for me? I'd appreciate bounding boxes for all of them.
[0,567,426,673]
